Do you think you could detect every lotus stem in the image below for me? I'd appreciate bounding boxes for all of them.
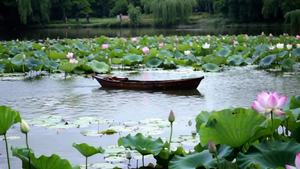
[85,157,88,169]
[168,122,173,152]
[142,155,145,167]
[4,134,11,169]
[214,152,220,168]
[136,159,138,168]
[271,111,274,139]
[64,72,67,80]
[25,133,31,169]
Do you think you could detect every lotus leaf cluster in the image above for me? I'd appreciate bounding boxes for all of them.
[0,35,299,76]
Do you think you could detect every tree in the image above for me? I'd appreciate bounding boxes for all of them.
[150,0,197,26]
[110,0,128,16]
[71,0,94,22]
[51,0,72,23]
[128,4,141,26]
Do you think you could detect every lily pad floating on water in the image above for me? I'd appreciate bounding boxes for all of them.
[88,162,125,169]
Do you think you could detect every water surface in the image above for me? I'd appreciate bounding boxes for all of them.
[0,67,300,168]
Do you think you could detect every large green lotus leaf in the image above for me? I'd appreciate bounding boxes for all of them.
[158,50,173,58]
[118,133,164,156]
[202,55,226,65]
[202,63,221,72]
[169,150,214,169]
[289,95,300,109]
[73,143,104,157]
[51,44,65,52]
[277,51,289,58]
[0,106,21,135]
[195,111,210,132]
[11,53,26,66]
[12,147,36,169]
[237,141,300,169]
[255,44,269,54]
[227,55,245,66]
[87,60,110,74]
[33,51,47,58]
[199,108,266,147]
[26,57,43,71]
[43,59,59,71]
[31,154,80,169]
[123,54,143,66]
[162,59,177,70]
[292,48,300,57]
[216,47,231,57]
[59,61,78,73]
[48,51,66,60]
[145,57,163,68]
[259,55,276,68]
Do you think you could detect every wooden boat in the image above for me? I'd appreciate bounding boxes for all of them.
[92,75,204,90]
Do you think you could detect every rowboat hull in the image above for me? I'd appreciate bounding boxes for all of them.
[93,76,204,90]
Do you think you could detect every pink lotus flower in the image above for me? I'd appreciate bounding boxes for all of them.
[66,52,74,59]
[69,58,78,64]
[159,43,164,48]
[251,92,288,116]
[131,37,138,43]
[296,35,300,40]
[142,47,150,55]
[102,44,109,49]
[286,153,300,169]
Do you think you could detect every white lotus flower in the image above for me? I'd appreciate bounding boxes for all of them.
[41,47,46,50]
[66,52,74,59]
[233,40,239,46]
[286,44,293,50]
[276,43,284,49]
[297,44,300,48]
[69,58,78,64]
[269,45,275,50]
[184,50,191,55]
[202,43,210,49]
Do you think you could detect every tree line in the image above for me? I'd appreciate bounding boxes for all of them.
[0,0,299,26]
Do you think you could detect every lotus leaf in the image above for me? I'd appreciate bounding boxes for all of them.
[169,150,214,169]
[123,54,143,66]
[281,58,295,71]
[237,141,300,169]
[87,60,110,73]
[292,48,300,57]
[199,108,267,147]
[289,95,300,109]
[0,106,21,135]
[202,63,221,72]
[259,55,276,67]
[227,55,245,66]
[59,61,78,73]
[73,143,104,157]
[146,57,163,68]
[216,47,231,57]
[118,133,164,156]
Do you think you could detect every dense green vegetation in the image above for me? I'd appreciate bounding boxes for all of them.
[0,0,299,27]
[2,92,300,168]
[0,35,299,77]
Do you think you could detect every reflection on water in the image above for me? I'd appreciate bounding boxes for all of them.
[0,67,300,168]
[0,24,299,40]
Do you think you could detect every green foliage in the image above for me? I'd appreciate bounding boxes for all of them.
[237,141,300,169]
[118,133,164,156]
[17,0,32,24]
[128,4,142,26]
[150,0,197,26]
[12,147,80,169]
[73,143,104,157]
[198,108,268,147]
[0,106,21,135]
[169,150,214,169]
[110,0,128,16]
[285,9,300,27]
[87,60,110,73]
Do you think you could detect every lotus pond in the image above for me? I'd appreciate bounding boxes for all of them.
[1,35,300,169]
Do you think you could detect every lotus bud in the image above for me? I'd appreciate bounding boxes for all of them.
[20,119,30,134]
[168,110,175,123]
[126,151,132,160]
[208,141,217,154]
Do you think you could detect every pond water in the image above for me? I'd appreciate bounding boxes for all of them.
[0,24,299,40]
[1,66,300,168]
